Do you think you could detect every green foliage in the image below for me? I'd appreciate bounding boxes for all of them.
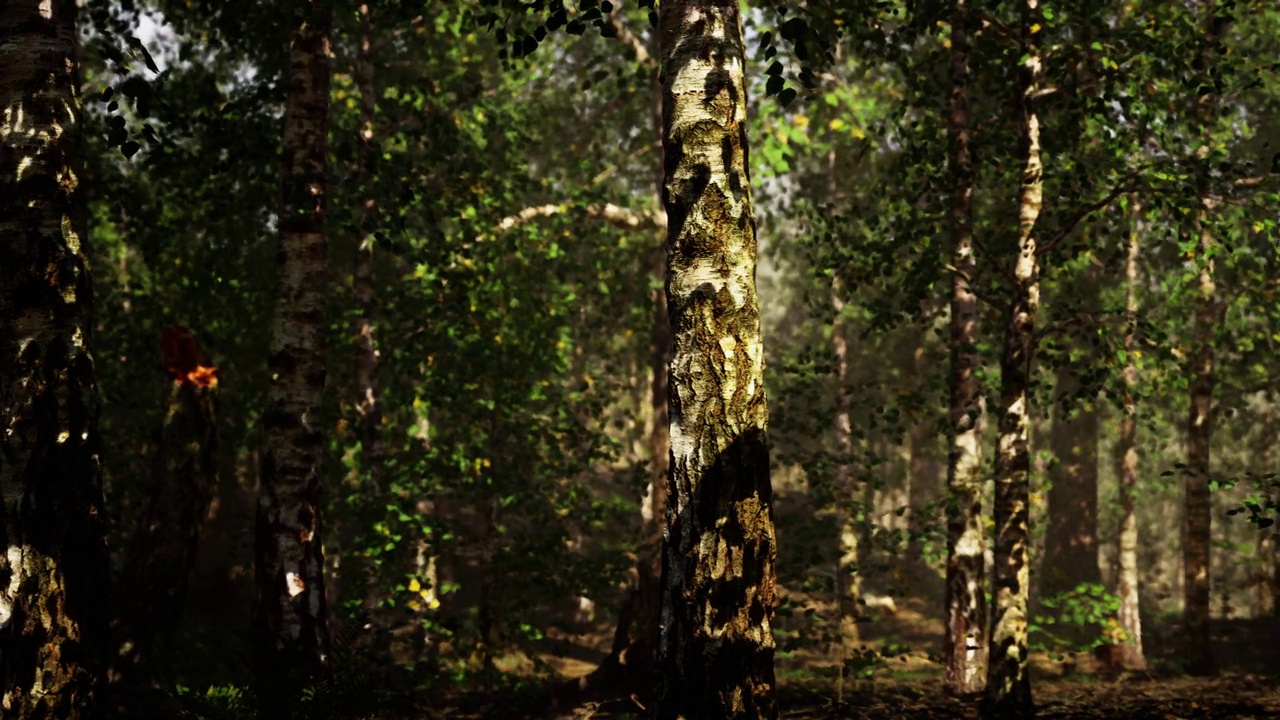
[1030,583,1123,655]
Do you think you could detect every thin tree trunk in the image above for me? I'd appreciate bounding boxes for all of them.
[625,107,673,686]
[831,277,861,703]
[562,24,668,704]
[656,2,778,717]
[1182,0,1218,676]
[352,2,384,499]
[0,2,110,716]
[114,328,219,683]
[943,0,988,698]
[616,32,672,694]
[1183,208,1215,676]
[1113,197,1147,670]
[253,0,334,712]
[986,1,1042,714]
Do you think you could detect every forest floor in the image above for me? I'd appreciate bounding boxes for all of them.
[530,675,1280,719]
[494,594,1280,720]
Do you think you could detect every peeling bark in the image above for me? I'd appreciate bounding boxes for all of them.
[1113,197,1147,670]
[985,1,1042,715]
[0,2,110,717]
[943,0,989,698]
[253,0,334,712]
[656,2,778,717]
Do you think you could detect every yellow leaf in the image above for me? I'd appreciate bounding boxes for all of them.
[1031,23,1042,34]
[409,577,421,593]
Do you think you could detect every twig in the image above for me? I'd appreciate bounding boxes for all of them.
[1037,170,1145,258]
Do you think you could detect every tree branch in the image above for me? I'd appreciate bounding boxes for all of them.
[1037,170,1144,258]
[485,202,664,240]
[606,12,656,71]
[943,264,1010,313]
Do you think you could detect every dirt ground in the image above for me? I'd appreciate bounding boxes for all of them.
[510,596,1280,720]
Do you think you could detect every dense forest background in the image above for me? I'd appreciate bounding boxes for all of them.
[3,0,1280,717]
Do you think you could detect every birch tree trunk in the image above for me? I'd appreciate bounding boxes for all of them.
[656,2,778,717]
[1113,197,1147,670]
[831,277,862,702]
[0,3,110,716]
[253,0,334,712]
[943,0,989,697]
[986,1,1042,714]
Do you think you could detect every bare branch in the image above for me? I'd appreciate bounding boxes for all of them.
[606,12,655,70]
[1038,170,1145,257]
[485,202,664,240]
[943,264,1010,312]
[970,233,1017,287]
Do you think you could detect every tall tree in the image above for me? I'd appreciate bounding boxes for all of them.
[351,1,384,505]
[831,276,861,696]
[986,0,1042,714]
[597,13,670,697]
[0,1,110,716]
[942,0,988,698]
[1182,0,1220,677]
[656,1,778,718]
[1113,197,1147,670]
[253,0,334,710]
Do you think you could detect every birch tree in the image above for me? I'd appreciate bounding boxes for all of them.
[942,0,988,697]
[253,0,334,711]
[1113,198,1146,671]
[656,1,778,717]
[986,0,1042,714]
[0,1,109,716]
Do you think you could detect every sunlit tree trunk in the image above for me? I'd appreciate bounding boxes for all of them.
[986,0,1042,714]
[253,0,334,712]
[1113,197,1147,670]
[943,0,988,698]
[1183,208,1215,675]
[656,2,778,717]
[0,3,110,717]
[831,277,861,702]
